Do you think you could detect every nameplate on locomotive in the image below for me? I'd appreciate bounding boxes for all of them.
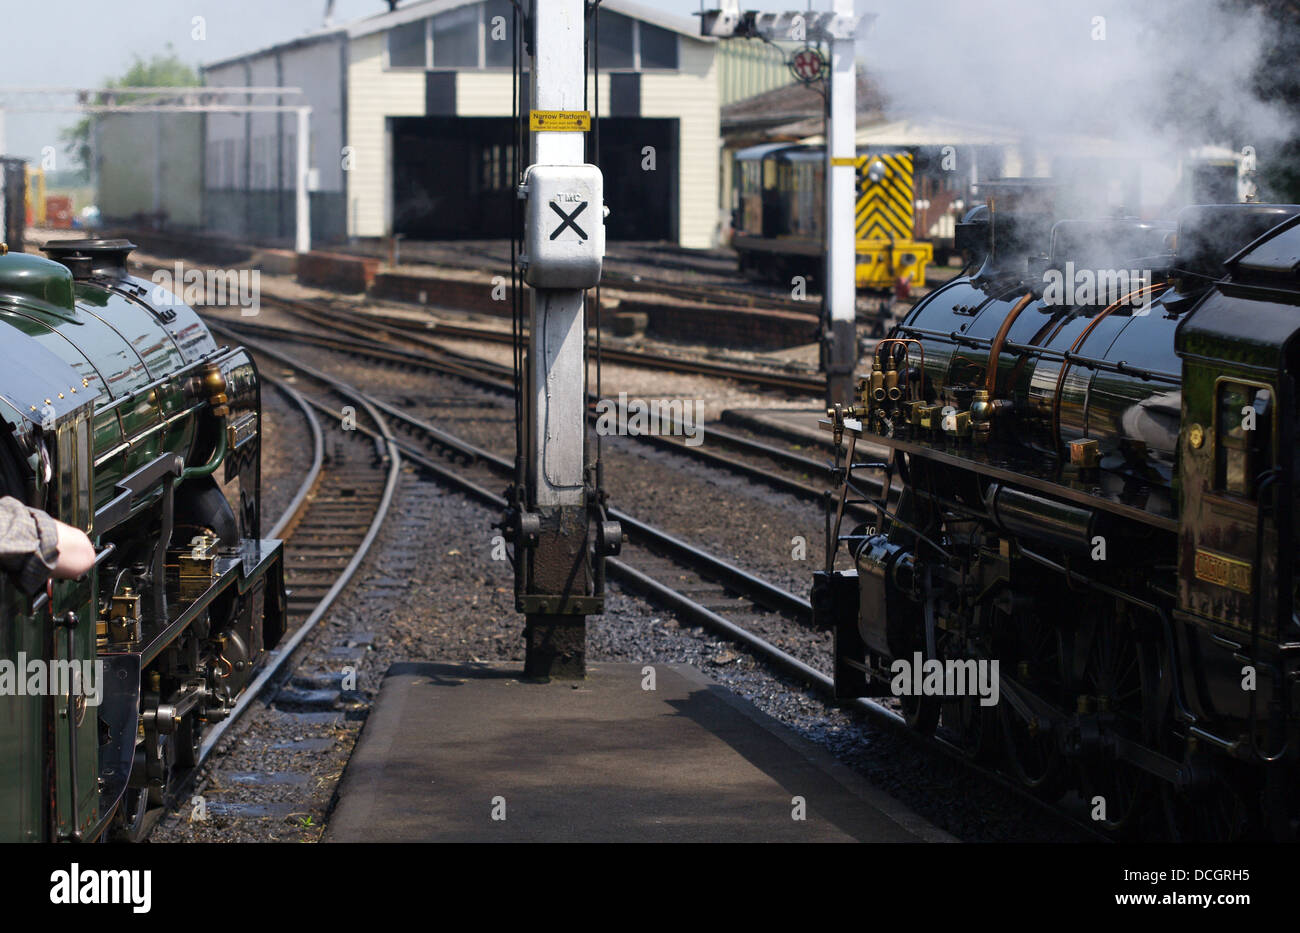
[1194,548,1252,595]
[227,412,259,450]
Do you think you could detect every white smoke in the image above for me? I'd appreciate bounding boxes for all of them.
[859,0,1291,211]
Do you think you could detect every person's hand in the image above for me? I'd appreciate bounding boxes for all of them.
[52,521,95,579]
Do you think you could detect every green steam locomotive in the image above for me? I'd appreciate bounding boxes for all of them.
[0,239,284,841]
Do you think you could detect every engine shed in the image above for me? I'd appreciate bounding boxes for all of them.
[199,0,732,249]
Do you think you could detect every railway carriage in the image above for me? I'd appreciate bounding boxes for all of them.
[815,196,1300,839]
[0,238,285,841]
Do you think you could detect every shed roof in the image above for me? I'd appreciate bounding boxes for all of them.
[722,68,886,137]
[203,26,346,74]
[347,0,711,41]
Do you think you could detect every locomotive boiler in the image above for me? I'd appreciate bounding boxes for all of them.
[0,239,285,842]
[815,190,1300,839]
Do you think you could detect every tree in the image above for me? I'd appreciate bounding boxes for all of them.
[59,47,199,175]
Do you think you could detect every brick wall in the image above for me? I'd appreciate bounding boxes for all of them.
[296,252,380,293]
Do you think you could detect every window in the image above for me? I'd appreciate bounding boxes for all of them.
[481,144,516,190]
[639,22,678,69]
[392,4,675,72]
[594,9,635,69]
[484,0,514,67]
[388,19,428,68]
[1215,380,1273,498]
[432,5,480,68]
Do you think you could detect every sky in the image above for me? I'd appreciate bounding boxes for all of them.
[0,0,795,164]
[3,0,1284,176]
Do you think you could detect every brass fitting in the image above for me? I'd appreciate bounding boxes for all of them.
[855,377,871,410]
[106,587,142,646]
[971,389,993,442]
[918,403,942,432]
[869,364,886,403]
[1069,438,1100,469]
[201,363,230,418]
[941,408,971,438]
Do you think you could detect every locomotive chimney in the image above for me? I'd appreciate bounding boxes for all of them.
[41,238,138,280]
[970,179,1057,283]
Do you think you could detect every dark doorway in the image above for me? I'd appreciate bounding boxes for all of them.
[391,115,680,242]
[590,117,677,241]
[392,117,516,238]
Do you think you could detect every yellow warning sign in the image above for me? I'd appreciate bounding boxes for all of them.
[830,157,857,167]
[530,110,591,132]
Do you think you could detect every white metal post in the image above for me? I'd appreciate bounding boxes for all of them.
[295,106,312,254]
[824,0,858,407]
[529,0,587,508]
[518,0,602,678]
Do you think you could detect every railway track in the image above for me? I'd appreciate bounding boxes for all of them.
[263,291,827,396]
[340,239,811,314]
[149,352,401,837]
[207,320,1102,842]
[211,308,858,518]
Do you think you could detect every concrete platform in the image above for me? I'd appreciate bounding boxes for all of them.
[325,662,952,843]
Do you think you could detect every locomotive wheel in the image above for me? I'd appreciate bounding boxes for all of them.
[997,610,1066,800]
[1160,772,1255,842]
[898,606,940,736]
[112,787,151,843]
[901,691,941,736]
[1157,727,1258,842]
[176,712,203,769]
[1074,617,1156,836]
[948,692,999,763]
[1150,653,1257,840]
[145,732,176,808]
[939,624,998,763]
[111,740,161,843]
[998,703,1065,800]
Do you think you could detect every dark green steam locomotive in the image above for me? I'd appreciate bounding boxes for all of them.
[0,239,284,841]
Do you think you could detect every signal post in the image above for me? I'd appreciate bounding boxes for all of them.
[510,0,614,679]
[700,2,870,407]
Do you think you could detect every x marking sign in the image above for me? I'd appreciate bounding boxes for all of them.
[549,200,589,241]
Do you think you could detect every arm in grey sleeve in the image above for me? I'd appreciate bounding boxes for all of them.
[0,496,60,596]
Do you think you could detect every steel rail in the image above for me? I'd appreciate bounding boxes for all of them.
[195,323,402,765]
[232,334,1102,842]
[213,314,873,516]
[223,324,823,628]
[265,378,326,540]
[262,292,826,395]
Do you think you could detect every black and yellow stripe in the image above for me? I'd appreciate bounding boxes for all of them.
[855,151,915,242]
